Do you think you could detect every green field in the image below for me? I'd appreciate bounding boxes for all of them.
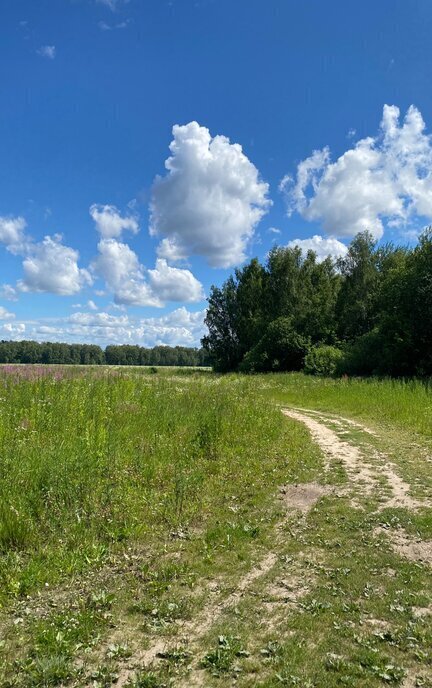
[0,367,431,687]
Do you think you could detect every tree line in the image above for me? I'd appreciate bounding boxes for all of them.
[0,340,209,367]
[202,230,432,377]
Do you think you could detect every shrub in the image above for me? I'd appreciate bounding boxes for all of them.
[339,330,383,376]
[240,318,310,373]
[304,345,344,377]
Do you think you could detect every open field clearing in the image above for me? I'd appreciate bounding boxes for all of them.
[0,368,431,687]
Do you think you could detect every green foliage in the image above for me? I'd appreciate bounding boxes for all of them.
[0,371,291,605]
[240,318,310,372]
[304,345,344,377]
[201,635,249,675]
[203,229,432,377]
[0,341,209,367]
[202,276,242,372]
[335,232,380,341]
[204,244,340,374]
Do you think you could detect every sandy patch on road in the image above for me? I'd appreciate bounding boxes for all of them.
[282,408,428,512]
[282,408,376,494]
[279,483,334,513]
[375,527,432,565]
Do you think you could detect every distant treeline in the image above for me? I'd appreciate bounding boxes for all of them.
[0,340,210,367]
[202,230,432,377]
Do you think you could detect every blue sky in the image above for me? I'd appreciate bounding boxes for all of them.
[1,0,432,347]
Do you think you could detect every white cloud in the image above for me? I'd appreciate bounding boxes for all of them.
[96,0,129,10]
[98,19,129,30]
[148,259,204,303]
[37,45,56,59]
[90,203,139,239]
[282,105,432,240]
[286,235,348,262]
[268,227,281,235]
[17,235,92,296]
[69,311,129,327]
[92,238,162,307]
[0,322,25,339]
[92,238,204,307]
[87,299,98,311]
[150,121,270,268]
[0,306,15,321]
[0,284,18,301]
[3,307,206,348]
[0,216,92,297]
[0,216,27,253]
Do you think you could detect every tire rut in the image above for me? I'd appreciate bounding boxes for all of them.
[282,408,429,512]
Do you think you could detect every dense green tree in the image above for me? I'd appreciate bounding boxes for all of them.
[0,341,206,367]
[202,276,241,372]
[202,229,432,377]
[335,232,380,341]
[240,317,310,372]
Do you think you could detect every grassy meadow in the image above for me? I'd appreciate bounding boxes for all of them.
[0,366,431,687]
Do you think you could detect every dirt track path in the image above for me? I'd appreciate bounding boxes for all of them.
[110,407,432,687]
[282,407,429,511]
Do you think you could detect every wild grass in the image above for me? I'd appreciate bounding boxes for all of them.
[0,369,299,603]
[1,367,431,687]
[266,372,432,438]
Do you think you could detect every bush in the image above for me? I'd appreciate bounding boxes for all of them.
[339,330,383,376]
[240,318,310,373]
[304,345,344,377]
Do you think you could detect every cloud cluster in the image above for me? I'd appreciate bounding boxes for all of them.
[92,238,162,306]
[150,121,270,268]
[286,235,348,262]
[0,284,18,301]
[0,220,91,296]
[92,238,204,306]
[148,259,204,302]
[0,216,28,254]
[37,45,56,60]
[0,306,15,321]
[90,204,139,238]
[98,19,129,30]
[18,235,92,295]
[96,0,129,11]
[0,307,206,348]
[0,322,25,339]
[88,203,205,306]
[282,105,432,240]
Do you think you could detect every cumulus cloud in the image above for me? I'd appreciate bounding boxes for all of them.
[0,284,18,301]
[96,0,129,10]
[98,19,130,30]
[0,216,28,253]
[69,311,129,327]
[4,307,206,348]
[90,204,139,238]
[0,306,15,320]
[17,235,92,295]
[150,121,270,268]
[0,216,92,297]
[0,322,25,339]
[92,238,162,307]
[92,238,204,307]
[286,235,348,262]
[148,259,204,303]
[37,45,56,59]
[282,105,432,240]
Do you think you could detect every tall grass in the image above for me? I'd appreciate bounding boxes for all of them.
[0,369,295,603]
[268,372,432,438]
